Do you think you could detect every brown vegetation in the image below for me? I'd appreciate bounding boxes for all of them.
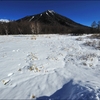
[87,34,100,39]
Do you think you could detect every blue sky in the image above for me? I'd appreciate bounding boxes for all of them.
[0,1,100,26]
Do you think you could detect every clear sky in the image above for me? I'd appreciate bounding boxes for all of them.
[0,0,100,26]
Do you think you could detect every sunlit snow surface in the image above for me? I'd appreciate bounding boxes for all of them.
[0,34,100,99]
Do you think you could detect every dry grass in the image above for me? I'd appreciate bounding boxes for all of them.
[76,37,83,41]
[31,35,37,40]
[18,68,21,71]
[2,80,10,85]
[84,40,100,50]
[30,52,38,60]
[80,53,98,67]
[31,94,35,99]
[84,40,96,47]
[87,34,100,39]
[80,53,97,60]
[28,65,40,72]
[29,66,34,71]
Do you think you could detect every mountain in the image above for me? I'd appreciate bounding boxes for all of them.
[0,10,92,35]
[17,10,86,27]
[16,10,91,34]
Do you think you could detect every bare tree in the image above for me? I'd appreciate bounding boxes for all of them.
[91,21,97,28]
[97,21,100,32]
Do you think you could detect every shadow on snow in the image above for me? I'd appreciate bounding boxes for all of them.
[36,80,100,100]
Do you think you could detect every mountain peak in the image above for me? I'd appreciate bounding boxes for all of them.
[47,10,55,13]
[44,10,55,16]
[46,10,55,14]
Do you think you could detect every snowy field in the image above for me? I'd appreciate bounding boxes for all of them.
[0,34,100,99]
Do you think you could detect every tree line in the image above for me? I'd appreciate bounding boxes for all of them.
[0,21,71,35]
[0,20,98,35]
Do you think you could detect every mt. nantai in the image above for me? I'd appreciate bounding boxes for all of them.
[0,10,91,35]
[17,10,83,27]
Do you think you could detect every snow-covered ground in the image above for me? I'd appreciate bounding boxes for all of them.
[0,34,100,99]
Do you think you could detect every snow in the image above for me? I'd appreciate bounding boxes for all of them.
[0,19,10,23]
[48,10,55,13]
[46,12,49,16]
[48,10,55,15]
[8,73,14,77]
[0,34,100,99]
[40,14,42,16]
[29,16,34,22]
